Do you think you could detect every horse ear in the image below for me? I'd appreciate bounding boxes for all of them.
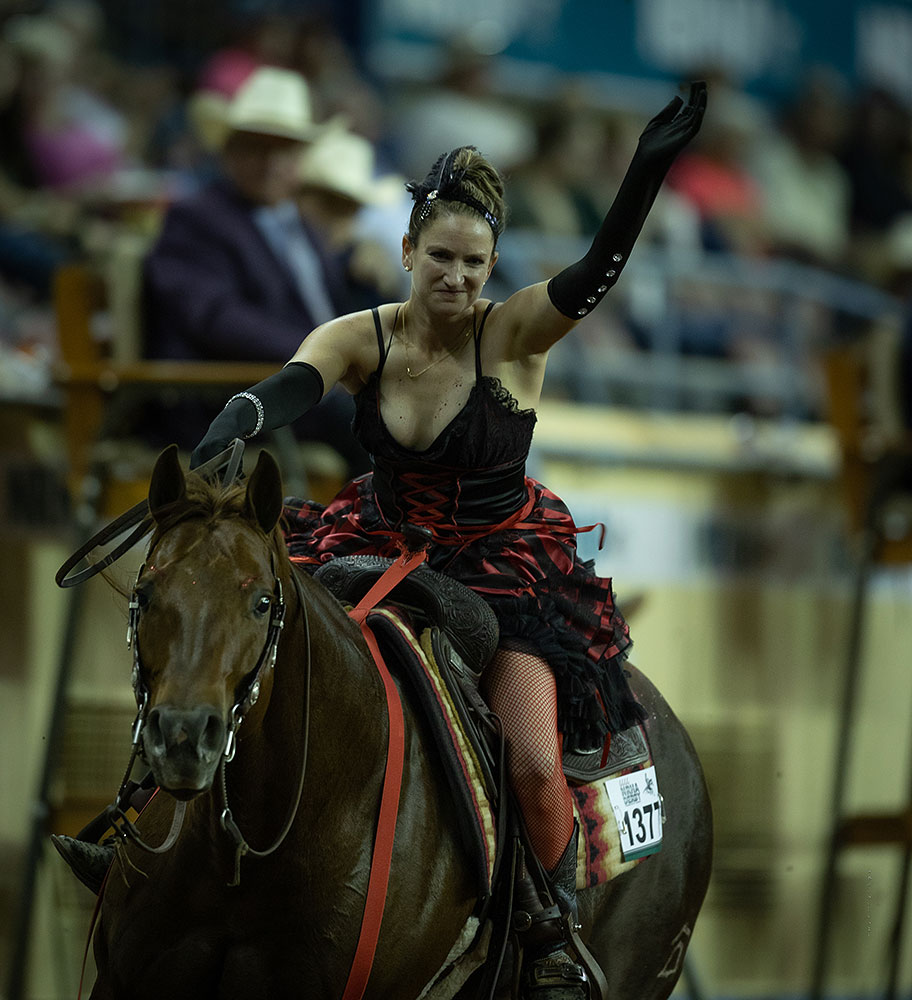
[148,445,187,523]
[245,450,283,534]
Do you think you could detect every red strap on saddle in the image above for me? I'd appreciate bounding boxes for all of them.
[341,547,426,1000]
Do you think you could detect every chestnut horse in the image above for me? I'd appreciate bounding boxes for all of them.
[83,445,712,1000]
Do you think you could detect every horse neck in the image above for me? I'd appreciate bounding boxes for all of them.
[286,567,393,763]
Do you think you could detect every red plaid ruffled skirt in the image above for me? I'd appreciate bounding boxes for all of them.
[282,473,641,751]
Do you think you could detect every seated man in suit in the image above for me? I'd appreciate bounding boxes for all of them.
[142,66,368,476]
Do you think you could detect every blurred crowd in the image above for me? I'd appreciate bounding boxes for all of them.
[3,0,912,432]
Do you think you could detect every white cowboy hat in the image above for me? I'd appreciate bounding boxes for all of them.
[297,126,403,206]
[224,66,319,144]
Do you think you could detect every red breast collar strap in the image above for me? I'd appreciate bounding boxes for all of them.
[348,547,427,625]
[341,547,426,1000]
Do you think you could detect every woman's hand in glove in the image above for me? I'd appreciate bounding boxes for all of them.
[636,80,707,167]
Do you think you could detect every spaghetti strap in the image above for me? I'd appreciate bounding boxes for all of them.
[474,302,496,380]
[372,306,400,375]
[370,307,384,358]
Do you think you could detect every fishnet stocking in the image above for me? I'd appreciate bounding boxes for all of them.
[483,647,574,871]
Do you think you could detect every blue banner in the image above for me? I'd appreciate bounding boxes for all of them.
[367,0,912,104]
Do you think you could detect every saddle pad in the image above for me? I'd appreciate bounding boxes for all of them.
[365,608,497,895]
[364,606,655,895]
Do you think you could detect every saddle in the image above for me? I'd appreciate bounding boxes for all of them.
[313,554,651,790]
[314,554,500,675]
[314,555,503,804]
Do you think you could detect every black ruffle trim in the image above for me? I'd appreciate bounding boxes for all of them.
[486,590,646,753]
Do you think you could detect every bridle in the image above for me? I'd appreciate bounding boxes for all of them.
[108,538,312,885]
[125,556,288,761]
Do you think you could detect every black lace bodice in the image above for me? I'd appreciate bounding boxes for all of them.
[352,306,538,527]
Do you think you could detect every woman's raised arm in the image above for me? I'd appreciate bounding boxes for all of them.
[506,81,707,358]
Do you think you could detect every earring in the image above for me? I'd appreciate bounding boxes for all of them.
[404,263,412,271]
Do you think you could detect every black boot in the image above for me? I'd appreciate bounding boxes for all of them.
[516,823,590,999]
[50,772,154,894]
[50,834,115,895]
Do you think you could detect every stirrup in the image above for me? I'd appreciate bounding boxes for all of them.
[513,822,608,1000]
[51,834,114,895]
[523,950,590,999]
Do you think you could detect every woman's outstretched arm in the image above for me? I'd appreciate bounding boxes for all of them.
[189,311,374,467]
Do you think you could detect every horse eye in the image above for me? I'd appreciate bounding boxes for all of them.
[134,588,151,610]
[254,595,272,617]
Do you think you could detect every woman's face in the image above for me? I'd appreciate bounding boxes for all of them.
[402,212,497,317]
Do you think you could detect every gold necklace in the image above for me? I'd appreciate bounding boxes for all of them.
[400,307,474,379]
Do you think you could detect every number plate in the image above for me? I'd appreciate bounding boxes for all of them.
[604,765,663,861]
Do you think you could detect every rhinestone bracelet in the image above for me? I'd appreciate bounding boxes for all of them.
[226,391,265,438]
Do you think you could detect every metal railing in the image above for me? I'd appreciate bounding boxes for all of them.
[493,233,902,421]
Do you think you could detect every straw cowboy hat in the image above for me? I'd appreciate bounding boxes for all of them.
[191,66,321,149]
[228,66,320,142]
[297,126,403,206]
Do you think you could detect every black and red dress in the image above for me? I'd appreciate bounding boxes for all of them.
[282,304,641,751]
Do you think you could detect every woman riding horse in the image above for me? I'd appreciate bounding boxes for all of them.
[57,81,706,998]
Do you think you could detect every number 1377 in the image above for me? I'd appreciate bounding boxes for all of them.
[622,801,660,848]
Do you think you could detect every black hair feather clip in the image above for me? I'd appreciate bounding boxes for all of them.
[407,146,502,236]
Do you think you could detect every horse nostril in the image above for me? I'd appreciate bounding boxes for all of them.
[143,707,165,756]
[201,712,225,755]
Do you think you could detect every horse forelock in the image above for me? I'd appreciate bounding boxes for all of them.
[149,476,288,565]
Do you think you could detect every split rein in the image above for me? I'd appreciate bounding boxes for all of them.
[106,554,312,886]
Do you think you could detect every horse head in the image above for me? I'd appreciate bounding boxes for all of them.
[132,445,287,799]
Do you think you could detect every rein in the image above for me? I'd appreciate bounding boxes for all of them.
[218,567,312,885]
[56,440,245,588]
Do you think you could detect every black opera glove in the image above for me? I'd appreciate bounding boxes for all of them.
[547,80,707,320]
[189,362,324,469]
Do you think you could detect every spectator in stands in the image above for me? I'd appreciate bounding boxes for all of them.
[389,37,535,180]
[3,10,129,192]
[141,66,368,474]
[750,69,852,270]
[292,11,387,146]
[665,79,769,257]
[840,87,912,286]
[0,32,79,300]
[196,11,299,99]
[663,75,787,371]
[145,11,301,190]
[296,122,407,309]
[506,92,605,239]
[509,91,702,254]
